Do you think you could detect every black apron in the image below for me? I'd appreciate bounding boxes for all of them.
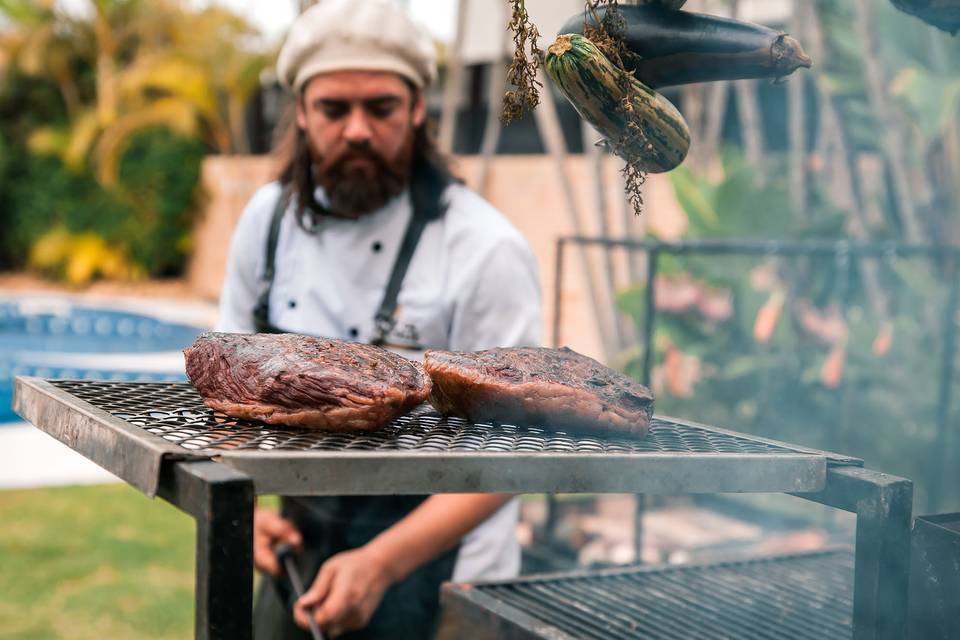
[253,497,459,640]
[250,189,457,640]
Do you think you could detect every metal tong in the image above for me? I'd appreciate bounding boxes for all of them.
[276,543,325,640]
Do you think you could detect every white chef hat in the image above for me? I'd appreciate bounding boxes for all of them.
[276,0,438,94]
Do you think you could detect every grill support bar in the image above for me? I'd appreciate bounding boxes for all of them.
[796,466,913,640]
[144,462,910,640]
[158,461,255,640]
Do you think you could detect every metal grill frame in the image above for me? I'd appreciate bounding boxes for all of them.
[11,376,912,640]
[438,548,856,640]
[11,377,849,496]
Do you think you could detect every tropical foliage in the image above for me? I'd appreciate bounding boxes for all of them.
[0,0,271,283]
[620,151,950,510]
[611,0,960,512]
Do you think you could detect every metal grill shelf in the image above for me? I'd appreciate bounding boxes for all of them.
[13,377,860,496]
[440,549,855,640]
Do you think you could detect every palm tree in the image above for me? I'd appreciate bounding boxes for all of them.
[0,0,83,117]
[2,0,270,185]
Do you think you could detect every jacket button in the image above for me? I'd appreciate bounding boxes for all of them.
[372,241,383,253]
[348,327,359,338]
[288,300,297,309]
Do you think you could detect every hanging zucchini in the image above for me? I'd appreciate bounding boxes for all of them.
[545,33,690,174]
[559,4,813,89]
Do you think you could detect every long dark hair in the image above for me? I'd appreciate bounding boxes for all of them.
[273,94,460,229]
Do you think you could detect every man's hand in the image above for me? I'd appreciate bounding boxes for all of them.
[292,546,394,636]
[253,507,302,577]
[290,493,511,635]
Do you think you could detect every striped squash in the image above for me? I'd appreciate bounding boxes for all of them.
[545,33,690,174]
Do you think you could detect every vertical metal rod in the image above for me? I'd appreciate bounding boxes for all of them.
[636,250,657,567]
[633,494,645,565]
[833,245,852,435]
[553,239,566,348]
[930,257,959,512]
[544,494,559,551]
[642,250,659,387]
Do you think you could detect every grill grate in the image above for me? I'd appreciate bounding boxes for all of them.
[447,550,854,640]
[51,380,813,456]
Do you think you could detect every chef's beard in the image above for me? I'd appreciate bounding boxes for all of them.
[313,135,414,219]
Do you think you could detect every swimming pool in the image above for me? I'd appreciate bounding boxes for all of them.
[1,298,206,423]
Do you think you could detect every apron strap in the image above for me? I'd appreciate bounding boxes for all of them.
[370,209,429,346]
[252,188,432,343]
[252,188,290,334]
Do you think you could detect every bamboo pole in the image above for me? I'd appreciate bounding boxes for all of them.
[534,67,619,362]
[787,0,808,216]
[697,81,730,176]
[735,79,766,178]
[623,164,647,286]
[476,1,510,196]
[806,2,890,325]
[682,83,706,165]
[944,118,960,242]
[438,0,469,155]
[621,0,647,567]
[853,0,926,243]
[732,0,766,183]
[927,28,960,240]
[582,121,628,350]
[621,0,650,286]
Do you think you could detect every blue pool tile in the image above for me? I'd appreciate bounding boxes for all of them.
[1,300,204,423]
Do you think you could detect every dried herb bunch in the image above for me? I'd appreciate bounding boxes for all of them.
[585,0,650,215]
[502,0,544,124]
[583,0,635,66]
[503,0,659,214]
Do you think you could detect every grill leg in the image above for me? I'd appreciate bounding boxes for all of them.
[159,460,255,640]
[798,466,913,640]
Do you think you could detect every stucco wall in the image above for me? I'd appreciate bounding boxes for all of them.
[187,155,277,301]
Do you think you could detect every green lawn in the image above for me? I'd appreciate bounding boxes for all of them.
[0,484,196,639]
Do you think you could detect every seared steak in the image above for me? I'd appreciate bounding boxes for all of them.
[424,347,654,437]
[184,332,431,431]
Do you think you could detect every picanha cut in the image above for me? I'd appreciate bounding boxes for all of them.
[424,346,654,437]
[184,332,432,431]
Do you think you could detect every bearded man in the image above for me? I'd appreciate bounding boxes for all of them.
[215,1,542,637]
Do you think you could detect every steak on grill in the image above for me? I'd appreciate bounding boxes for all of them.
[184,332,431,431]
[424,346,654,437]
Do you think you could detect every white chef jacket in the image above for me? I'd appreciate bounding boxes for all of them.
[217,180,542,583]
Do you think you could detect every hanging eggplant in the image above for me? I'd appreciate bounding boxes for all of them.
[642,0,688,8]
[890,0,960,35]
[545,33,690,173]
[559,4,812,89]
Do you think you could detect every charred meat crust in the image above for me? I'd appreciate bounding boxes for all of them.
[424,347,654,437]
[184,332,431,431]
